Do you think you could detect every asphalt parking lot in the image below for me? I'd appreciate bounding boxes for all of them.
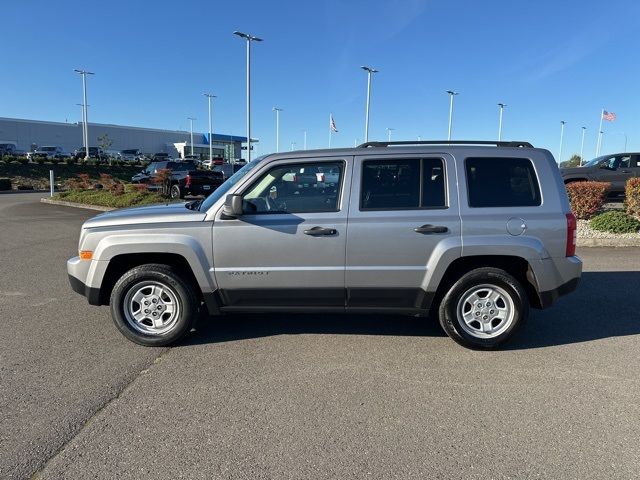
[1,192,639,479]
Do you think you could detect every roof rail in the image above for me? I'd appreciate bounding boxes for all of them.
[357,140,534,148]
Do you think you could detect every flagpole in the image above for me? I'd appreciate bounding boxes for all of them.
[596,108,604,156]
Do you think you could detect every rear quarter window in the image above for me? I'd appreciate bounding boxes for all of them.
[465,157,541,207]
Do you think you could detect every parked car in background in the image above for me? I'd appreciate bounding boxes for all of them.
[118,149,142,162]
[560,153,640,195]
[72,146,107,161]
[68,140,582,349]
[211,162,246,179]
[131,160,225,198]
[152,152,171,161]
[28,146,70,160]
[199,157,224,169]
[0,142,17,156]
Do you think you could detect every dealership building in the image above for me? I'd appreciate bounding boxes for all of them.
[0,117,249,161]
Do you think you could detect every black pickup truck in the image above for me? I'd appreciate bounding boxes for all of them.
[131,160,224,199]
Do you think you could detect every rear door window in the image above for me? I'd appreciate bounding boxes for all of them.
[360,158,446,210]
[465,157,541,207]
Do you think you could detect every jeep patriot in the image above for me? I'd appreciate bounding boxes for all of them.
[68,140,582,349]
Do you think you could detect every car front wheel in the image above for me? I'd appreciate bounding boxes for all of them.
[110,264,199,346]
[438,267,528,350]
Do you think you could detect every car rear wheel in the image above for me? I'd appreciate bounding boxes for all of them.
[170,184,183,199]
[110,264,198,346]
[438,267,528,350]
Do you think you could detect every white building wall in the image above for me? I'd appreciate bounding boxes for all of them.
[0,118,243,159]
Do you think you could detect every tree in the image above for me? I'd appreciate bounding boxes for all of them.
[96,133,113,151]
[560,154,582,168]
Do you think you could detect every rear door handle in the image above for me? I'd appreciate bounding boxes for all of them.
[304,226,337,236]
[414,224,448,234]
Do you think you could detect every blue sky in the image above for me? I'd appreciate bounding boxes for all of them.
[2,0,640,161]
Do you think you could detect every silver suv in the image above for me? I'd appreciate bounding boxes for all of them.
[68,141,582,349]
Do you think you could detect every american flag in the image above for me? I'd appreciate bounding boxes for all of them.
[602,110,616,121]
[330,113,338,132]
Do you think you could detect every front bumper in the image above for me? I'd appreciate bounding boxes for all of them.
[67,256,101,305]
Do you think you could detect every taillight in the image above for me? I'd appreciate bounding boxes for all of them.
[185,174,191,187]
[566,212,577,257]
[293,175,299,183]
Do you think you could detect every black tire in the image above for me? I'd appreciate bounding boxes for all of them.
[110,264,199,346]
[170,184,183,199]
[438,267,528,350]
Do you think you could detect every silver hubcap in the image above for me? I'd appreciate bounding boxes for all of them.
[456,284,515,339]
[123,281,180,335]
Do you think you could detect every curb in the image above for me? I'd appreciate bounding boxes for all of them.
[0,189,49,194]
[40,197,116,212]
[576,237,640,247]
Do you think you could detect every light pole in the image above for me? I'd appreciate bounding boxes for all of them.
[187,117,196,156]
[580,127,586,165]
[361,66,378,142]
[498,103,507,141]
[74,69,94,160]
[303,130,307,150]
[446,90,458,141]
[611,132,628,152]
[290,141,296,151]
[386,127,395,142]
[76,103,88,151]
[234,31,263,162]
[559,121,566,162]
[273,107,283,152]
[204,93,216,163]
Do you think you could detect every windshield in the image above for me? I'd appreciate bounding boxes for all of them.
[198,158,263,211]
[583,155,607,167]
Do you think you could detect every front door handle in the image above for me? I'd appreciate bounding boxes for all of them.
[414,224,448,234]
[304,226,337,236]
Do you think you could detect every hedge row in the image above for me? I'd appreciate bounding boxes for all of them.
[0,178,11,191]
[626,178,640,218]
[565,182,610,219]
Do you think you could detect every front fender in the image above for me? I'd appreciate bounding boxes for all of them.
[86,233,215,293]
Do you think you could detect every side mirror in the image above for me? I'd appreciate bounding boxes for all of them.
[222,194,243,219]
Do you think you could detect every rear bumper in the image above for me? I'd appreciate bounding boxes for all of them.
[534,255,582,309]
[187,183,219,196]
[538,277,580,309]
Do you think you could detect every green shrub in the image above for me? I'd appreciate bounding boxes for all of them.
[54,189,172,208]
[590,211,640,234]
[626,178,640,218]
[0,178,11,190]
[565,181,610,219]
